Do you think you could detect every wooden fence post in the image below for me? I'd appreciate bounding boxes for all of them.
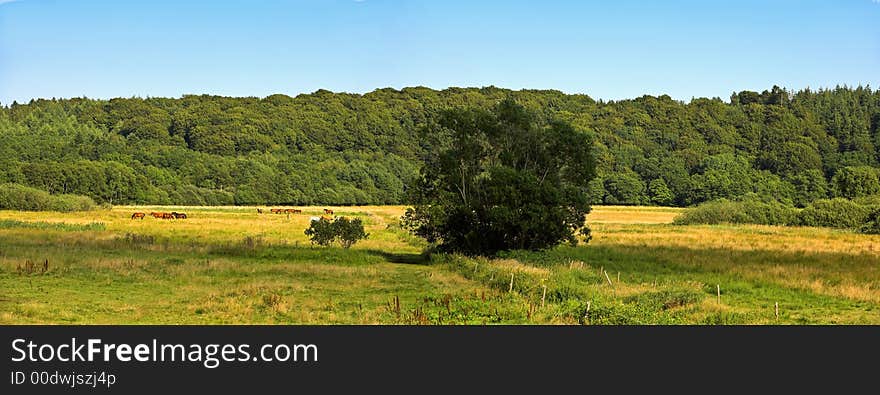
[583,301,592,323]
[541,285,547,308]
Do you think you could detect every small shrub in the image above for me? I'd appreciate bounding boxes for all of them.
[335,217,369,248]
[50,194,96,211]
[304,217,369,248]
[0,183,95,212]
[304,218,336,246]
[673,199,797,226]
[795,198,873,229]
[676,196,880,230]
[0,183,52,211]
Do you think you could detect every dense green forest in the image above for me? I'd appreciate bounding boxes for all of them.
[0,85,878,207]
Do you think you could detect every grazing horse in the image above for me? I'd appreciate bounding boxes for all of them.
[161,212,175,220]
[256,208,263,214]
[270,208,283,214]
[131,212,145,220]
[171,212,187,219]
[292,209,302,214]
[323,209,334,215]
[150,212,162,218]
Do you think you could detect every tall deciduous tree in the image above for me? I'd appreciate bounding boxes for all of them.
[402,99,596,256]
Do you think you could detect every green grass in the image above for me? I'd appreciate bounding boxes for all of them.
[0,206,878,324]
[489,245,878,324]
[0,219,106,232]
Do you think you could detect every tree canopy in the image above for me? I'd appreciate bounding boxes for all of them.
[402,99,595,255]
[0,85,878,207]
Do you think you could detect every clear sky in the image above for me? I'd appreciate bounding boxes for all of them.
[1,0,878,104]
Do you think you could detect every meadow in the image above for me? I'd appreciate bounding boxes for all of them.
[0,205,878,324]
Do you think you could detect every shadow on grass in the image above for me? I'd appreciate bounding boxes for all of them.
[366,249,431,265]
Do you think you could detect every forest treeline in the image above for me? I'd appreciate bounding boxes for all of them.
[0,85,878,207]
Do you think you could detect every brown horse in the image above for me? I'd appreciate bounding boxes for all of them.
[256,208,263,214]
[131,212,145,220]
[270,208,283,214]
[161,212,174,220]
[292,209,302,214]
[171,212,187,219]
[150,212,163,218]
[323,209,334,215]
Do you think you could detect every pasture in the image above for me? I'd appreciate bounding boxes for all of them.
[0,205,878,324]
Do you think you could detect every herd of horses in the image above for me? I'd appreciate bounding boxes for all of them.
[130,211,187,220]
[262,208,336,221]
[257,208,333,215]
[130,208,334,220]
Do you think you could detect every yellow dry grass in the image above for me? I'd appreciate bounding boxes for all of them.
[3,205,880,323]
[0,205,417,252]
[589,222,880,256]
[587,205,681,224]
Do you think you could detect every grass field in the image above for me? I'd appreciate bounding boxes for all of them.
[1,205,878,324]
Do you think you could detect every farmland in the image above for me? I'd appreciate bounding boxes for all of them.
[0,206,878,324]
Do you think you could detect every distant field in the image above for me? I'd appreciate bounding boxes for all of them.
[1,205,878,324]
[586,206,681,224]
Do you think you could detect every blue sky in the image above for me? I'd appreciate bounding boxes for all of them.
[1,0,878,104]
